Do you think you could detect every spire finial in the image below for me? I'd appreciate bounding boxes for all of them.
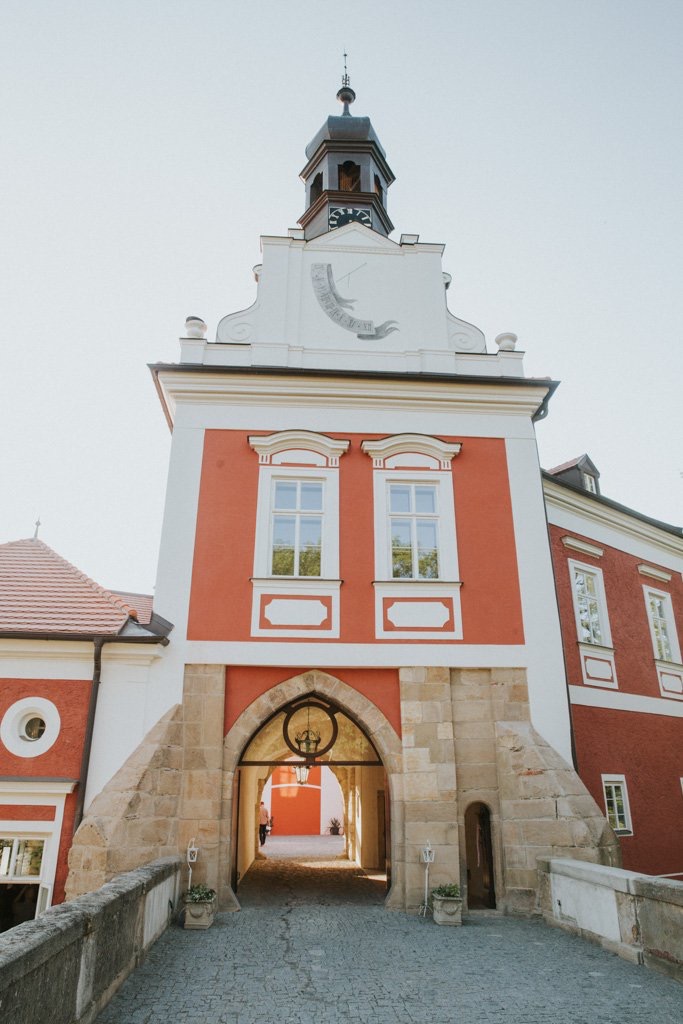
[33,516,41,540]
[336,50,356,115]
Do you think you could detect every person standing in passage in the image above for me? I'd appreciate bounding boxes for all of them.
[259,801,270,846]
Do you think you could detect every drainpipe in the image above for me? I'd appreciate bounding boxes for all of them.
[72,637,106,833]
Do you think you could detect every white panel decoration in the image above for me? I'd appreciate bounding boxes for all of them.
[385,601,450,628]
[263,599,329,627]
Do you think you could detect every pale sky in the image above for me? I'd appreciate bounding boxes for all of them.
[2,0,681,594]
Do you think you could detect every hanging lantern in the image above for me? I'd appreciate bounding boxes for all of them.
[294,763,310,786]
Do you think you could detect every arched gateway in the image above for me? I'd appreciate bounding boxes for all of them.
[218,670,405,910]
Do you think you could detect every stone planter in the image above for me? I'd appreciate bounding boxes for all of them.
[431,895,463,926]
[183,898,216,930]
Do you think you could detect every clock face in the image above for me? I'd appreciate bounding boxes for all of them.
[328,207,372,230]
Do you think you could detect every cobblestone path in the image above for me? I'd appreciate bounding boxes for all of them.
[97,837,682,1024]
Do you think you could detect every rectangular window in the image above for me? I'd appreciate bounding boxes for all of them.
[388,483,439,579]
[0,837,44,880]
[271,479,323,577]
[644,587,681,664]
[601,776,632,835]
[570,562,611,646]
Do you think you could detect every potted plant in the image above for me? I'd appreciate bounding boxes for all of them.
[329,817,342,835]
[183,882,217,930]
[430,883,463,926]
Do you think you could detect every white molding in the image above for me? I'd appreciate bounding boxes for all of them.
[248,429,350,466]
[568,559,614,650]
[1,698,61,758]
[184,640,529,666]
[578,643,618,689]
[252,466,340,581]
[601,774,633,835]
[569,684,683,718]
[561,536,604,558]
[156,370,551,426]
[373,581,463,640]
[0,782,75,910]
[0,781,76,795]
[656,661,683,700]
[637,563,672,582]
[361,433,461,469]
[371,469,459,585]
[544,479,683,567]
[250,579,341,638]
[642,584,682,665]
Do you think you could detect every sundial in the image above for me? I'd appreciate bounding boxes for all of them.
[311,262,399,340]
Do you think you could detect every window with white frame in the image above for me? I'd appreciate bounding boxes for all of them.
[388,482,440,579]
[0,836,47,931]
[643,587,681,664]
[601,776,632,835]
[0,837,45,881]
[270,478,324,577]
[569,561,611,646]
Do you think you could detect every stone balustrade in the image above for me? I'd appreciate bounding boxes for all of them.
[0,857,181,1024]
[537,857,683,980]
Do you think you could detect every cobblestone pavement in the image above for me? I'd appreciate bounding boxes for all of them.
[97,837,682,1024]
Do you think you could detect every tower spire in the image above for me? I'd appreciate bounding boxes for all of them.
[336,50,355,115]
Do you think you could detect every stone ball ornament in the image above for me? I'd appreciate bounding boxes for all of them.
[184,316,208,339]
[495,332,518,351]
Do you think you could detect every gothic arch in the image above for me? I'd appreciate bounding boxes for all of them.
[219,669,405,908]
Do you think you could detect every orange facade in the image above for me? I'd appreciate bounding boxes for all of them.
[269,765,322,836]
[0,678,91,903]
[188,430,524,645]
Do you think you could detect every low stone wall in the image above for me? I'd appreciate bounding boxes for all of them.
[538,857,683,980]
[0,857,181,1024]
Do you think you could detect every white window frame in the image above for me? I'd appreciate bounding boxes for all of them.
[0,780,76,920]
[386,480,442,581]
[372,471,459,583]
[568,559,613,648]
[253,466,340,581]
[601,774,633,836]
[643,585,681,665]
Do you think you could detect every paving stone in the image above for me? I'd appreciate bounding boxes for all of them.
[96,836,682,1024]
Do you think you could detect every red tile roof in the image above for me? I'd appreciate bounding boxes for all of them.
[111,591,154,625]
[0,539,136,635]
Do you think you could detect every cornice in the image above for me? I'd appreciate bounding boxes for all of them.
[544,478,683,562]
[153,367,552,424]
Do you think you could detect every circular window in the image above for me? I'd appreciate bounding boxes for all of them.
[1,698,60,758]
[22,716,47,741]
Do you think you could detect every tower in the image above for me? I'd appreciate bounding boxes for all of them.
[68,84,619,913]
[298,73,394,239]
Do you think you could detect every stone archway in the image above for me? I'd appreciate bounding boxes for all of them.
[217,669,405,910]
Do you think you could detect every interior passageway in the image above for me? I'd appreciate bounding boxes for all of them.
[239,835,385,907]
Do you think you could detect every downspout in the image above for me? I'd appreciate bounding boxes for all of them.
[72,636,106,833]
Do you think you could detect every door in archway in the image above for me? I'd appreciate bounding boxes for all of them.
[464,802,496,909]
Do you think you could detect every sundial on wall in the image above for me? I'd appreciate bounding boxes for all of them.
[311,262,399,340]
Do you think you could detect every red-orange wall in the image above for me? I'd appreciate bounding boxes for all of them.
[188,431,523,645]
[224,666,401,738]
[572,705,683,875]
[549,525,683,699]
[269,765,321,836]
[0,678,91,904]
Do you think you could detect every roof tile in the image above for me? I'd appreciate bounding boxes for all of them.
[0,539,136,635]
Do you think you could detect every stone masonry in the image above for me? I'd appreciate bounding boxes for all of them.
[67,664,618,914]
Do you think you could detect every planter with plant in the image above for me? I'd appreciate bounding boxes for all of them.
[430,883,463,926]
[329,817,342,835]
[183,883,217,930]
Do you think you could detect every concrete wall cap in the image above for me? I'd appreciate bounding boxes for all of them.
[544,857,646,894]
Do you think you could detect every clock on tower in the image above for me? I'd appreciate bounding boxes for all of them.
[328,207,373,230]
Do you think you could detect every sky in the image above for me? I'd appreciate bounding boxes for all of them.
[2,0,681,594]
